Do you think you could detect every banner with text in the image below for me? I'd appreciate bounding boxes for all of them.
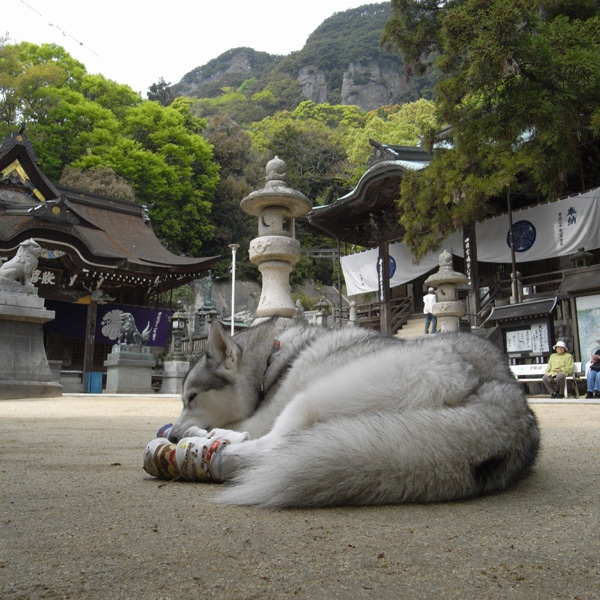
[340,188,600,295]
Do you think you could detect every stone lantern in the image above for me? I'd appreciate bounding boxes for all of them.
[425,250,468,333]
[240,156,312,318]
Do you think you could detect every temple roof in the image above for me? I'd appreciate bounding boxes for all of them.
[0,129,218,299]
[306,141,433,247]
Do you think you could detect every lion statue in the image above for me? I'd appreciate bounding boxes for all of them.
[0,239,43,286]
[118,312,151,347]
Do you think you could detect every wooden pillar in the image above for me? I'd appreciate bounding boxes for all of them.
[378,241,391,335]
[83,300,98,393]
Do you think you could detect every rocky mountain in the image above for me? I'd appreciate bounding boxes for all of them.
[172,3,437,111]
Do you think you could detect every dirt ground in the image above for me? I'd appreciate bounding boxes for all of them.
[0,394,598,600]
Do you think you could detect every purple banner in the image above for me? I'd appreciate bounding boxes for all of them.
[96,305,173,347]
[45,301,173,347]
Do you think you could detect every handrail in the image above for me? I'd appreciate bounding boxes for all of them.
[355,296,413,333]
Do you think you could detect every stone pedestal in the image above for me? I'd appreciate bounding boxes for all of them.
[160,360,190,394]
[0,286,62,399]
[104,344,155,394]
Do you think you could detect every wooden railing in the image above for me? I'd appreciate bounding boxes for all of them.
[355,296,414,333]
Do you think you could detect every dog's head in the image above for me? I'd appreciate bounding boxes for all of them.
[168,321,247,443]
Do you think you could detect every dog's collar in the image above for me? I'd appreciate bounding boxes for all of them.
[260,340,280,400]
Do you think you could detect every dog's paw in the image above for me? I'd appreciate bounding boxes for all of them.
[183,425,209,438]
[207,428,249,444]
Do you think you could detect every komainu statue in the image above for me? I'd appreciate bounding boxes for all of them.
[118,312,151,346]
[0,239,42,286]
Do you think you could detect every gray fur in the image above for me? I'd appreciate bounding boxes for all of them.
[170,319,540,507]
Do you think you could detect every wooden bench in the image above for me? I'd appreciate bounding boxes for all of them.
[510,362,583,398]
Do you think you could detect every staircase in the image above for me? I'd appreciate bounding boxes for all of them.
[394,314,428,339]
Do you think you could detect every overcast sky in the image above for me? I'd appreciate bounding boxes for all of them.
[7,0,378,95]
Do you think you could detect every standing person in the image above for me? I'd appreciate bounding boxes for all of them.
[423,287,437,334]
[585,348,600,399]
[542,341,574,398]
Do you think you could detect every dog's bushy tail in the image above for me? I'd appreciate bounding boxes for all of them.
[215,382,540,507]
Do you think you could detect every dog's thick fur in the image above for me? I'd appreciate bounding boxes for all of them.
[170,319,540,507]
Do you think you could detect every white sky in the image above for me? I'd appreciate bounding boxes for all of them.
[7,0,375,95]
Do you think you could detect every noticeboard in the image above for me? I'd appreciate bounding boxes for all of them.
[504,320,551,357]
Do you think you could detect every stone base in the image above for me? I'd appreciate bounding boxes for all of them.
[104,344,155,394]
[0,380,62,400]
[0,289,60,399]
[60,371,84,393]
[160,360,190,394]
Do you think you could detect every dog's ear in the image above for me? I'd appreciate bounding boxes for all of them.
[207,321,240,372]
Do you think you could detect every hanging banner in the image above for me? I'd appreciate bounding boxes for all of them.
[340,240,458,296]
[340,188,600,295]
[469,187,600,263]
[45,301,173,346]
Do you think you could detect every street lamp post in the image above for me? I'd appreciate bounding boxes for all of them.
[228,244,240,336]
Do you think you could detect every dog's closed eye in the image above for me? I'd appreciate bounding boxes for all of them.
[187,392,198,404]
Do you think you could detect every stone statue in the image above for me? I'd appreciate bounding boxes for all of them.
[118,312,151,346]
[0,239,42,286]
[203,270,213,310]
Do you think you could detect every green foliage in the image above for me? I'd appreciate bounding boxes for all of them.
[147,77,175,106]
[0,41,219,256]
[344,98,436,169]
[383,0,600,257]
[291,292,319,311]
[200,113,261,279]
[0,40,85,129]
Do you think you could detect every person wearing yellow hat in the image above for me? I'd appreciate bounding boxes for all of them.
[542,341,574,398]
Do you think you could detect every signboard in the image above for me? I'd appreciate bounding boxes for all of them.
[504,321,551,356]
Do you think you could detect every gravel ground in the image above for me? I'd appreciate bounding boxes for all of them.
[0,395,598,600]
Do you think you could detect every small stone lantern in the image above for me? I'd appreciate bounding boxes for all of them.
[240,157,312,318]
[425,250,468,333]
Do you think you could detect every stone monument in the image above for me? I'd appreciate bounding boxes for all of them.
[160,308,190,394]
[424,250,469,333]
[0,239,62,398]
[240,156,312,318]
[104,312,155,394]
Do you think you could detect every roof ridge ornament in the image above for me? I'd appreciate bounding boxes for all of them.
[0,125,39,163]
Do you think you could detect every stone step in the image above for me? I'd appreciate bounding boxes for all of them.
[395,315,430,339]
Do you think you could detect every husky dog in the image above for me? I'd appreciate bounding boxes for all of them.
[169,319,540,507]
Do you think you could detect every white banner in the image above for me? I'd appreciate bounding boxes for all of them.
[340,188,600,296]
[340,239,459,296]
[465,187,600,263]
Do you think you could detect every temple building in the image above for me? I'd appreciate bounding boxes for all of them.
[0,128,217,383]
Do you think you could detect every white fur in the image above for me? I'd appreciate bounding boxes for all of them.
[169,320,540,507]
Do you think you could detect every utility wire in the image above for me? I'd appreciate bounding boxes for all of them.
[18,0,100,56]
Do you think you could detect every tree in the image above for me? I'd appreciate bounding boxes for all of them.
[59,165,137,201]
[0,39,85,130]
[147,77,174,106]
[382,0,600,258]
[344,98,435,170]
[0,41,220,256]
[201,113,262,279]
[73,100,219,255]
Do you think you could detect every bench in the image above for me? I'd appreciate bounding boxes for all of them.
[510,362,583,398]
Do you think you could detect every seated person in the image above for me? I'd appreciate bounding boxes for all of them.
[586,348,600,399]
[542,341,574,398]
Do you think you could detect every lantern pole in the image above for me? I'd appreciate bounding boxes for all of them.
[228,244,240,336]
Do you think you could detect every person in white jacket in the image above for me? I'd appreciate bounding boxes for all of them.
[423,287,437,334]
